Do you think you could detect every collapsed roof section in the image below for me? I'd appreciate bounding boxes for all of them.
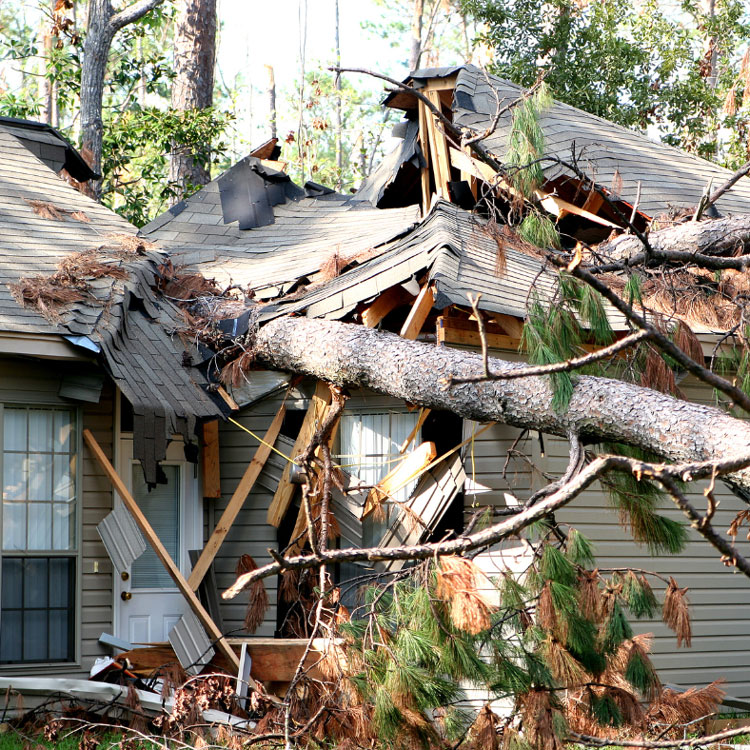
[377,65,750,220]
[0,127,225,483]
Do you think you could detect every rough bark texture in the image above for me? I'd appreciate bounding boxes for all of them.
[168,0,217,204]
[598,215,750,262]
[80,0,164,200]
[253,317,750,491]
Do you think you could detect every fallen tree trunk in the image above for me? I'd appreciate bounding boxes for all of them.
[253,316,750,491]
[597,215,750,265]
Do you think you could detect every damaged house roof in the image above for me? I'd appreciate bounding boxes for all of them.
[0,126,225,482]
[382,65,750,218]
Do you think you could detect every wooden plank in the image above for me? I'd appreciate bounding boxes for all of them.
[267,381,331,527]
[82,429,241,672]
[201,421,221,499]
[217,386,239,411]
[361,285,414,328]
[190,403,286,589]
[417,102,432,216]
[582,188,605,214]
[449,147,620,229]
[399,407,431,454]
[437,316,520,352]
[399,283,435,340]
[363,441,438,518]
[426,90,451,199]
[487,312,525,339]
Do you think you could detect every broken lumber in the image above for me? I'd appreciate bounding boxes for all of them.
[361,285,414,328]
[437,315,520,351]
[363,440,437,518]
[82,429,241,673]
[399,283,435,340]
[189,403,286,589]
[267,381,331,527]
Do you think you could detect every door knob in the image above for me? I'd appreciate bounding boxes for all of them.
[121,591,132,601]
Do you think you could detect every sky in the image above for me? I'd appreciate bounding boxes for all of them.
[215,0,409,151]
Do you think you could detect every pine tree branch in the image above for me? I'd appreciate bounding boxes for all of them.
[111,0,165,31]
[223,450,750,597]
[570,724,750,748]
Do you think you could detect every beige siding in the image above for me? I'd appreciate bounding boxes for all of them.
[0,357,115,678]
[215,391,287,636]
[462,376,750,700]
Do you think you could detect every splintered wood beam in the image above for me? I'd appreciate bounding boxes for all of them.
[418,102,432,217]
[216,386,239,411]
[267,381,331,527]
[361,285,414,328]
[399,283,435,340]
[472,311,525,339]
[201,421,221,499]
[82,429,240,672]
[448,147,620,229]
[437,316,521,352]
[189,404,286,591]
[363,440,437,518]
[425,90,451,199]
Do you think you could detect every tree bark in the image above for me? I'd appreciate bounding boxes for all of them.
[597,215,750,264]
[168,0,217,205]
[79,0,165,200]
[409,0,424,72]
[252,316,750,491]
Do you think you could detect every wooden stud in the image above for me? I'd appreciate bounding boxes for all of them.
[425,90,451,200]
[82,429,240,672]
[189,404,286,590]
[267,381,331,528]
[487,312,525,339]
[363,441,438,518]
[361,285,414,328]
[399,283,435,340]
[417,102,432,216]
[201,421,221,500]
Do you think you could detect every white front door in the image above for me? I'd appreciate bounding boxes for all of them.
[115,439,201,644]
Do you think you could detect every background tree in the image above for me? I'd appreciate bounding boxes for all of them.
[167,0,217,203]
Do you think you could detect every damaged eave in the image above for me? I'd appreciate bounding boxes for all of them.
[0,331,98,360]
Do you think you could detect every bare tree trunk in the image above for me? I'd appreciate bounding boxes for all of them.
[334,0,342,191]
[168,0,217,205]
[80,0,165,199]
[252,316,750,492]
[265,64,277,140]
[409,0,424,72]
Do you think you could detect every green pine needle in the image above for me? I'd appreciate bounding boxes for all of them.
[591,692,624,727]
[625,647,659,697]
[600,601,633,654]
[625,274,643,306]
[566,529,596,568]
[621,571,658,619]
[541,544,577,586]
[519,211,561,249]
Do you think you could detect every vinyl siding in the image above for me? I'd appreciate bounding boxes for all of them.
[0,356,115,678]
[461,375,750,701]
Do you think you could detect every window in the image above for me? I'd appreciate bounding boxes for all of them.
[1,408,77,664]
[338,411,419,547]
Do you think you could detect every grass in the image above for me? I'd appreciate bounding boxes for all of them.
[0,729,168,750]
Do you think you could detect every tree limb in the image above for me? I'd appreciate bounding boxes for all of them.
[111,0,165,31]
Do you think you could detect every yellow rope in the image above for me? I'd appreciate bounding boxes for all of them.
[227,416,298,465]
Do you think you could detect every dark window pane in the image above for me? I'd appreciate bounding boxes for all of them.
[48,558,72,608]
[48,608,70,660]
[2,558,22,608]
[23,608,48,661]
[0,609,21,662]
[23,558,48,608]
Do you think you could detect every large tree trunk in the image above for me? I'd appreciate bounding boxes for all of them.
[168,0,217,204]
[599,215,750,262]
[253,316,750,491]
[79,0,165,200]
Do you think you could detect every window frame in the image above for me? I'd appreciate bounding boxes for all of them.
[0,402,82,670]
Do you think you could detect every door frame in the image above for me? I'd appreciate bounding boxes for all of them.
[113,433,202,641]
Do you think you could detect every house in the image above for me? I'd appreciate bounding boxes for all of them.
[1,63,749,711]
